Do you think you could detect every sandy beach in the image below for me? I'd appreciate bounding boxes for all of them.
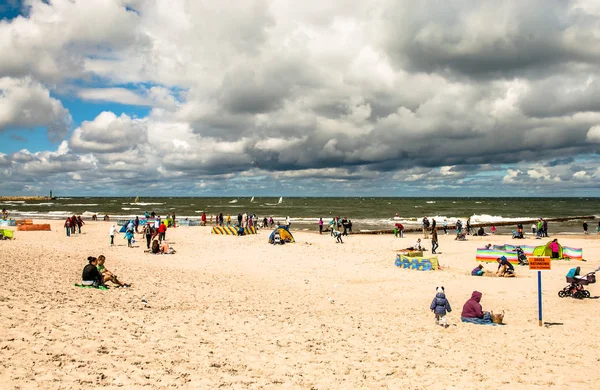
[1,219,599,389]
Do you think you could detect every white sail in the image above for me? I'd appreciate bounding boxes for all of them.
[229,199,238,203]
[278,197,283,204]
[250,197,254,203]
[134,196,139,204]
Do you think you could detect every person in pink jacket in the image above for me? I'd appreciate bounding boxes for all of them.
[549,239,560,259]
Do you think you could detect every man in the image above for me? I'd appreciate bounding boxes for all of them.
[496,256,515,277]
[431,227,439,254]
[158,221,167,242]
[422,217,430,239]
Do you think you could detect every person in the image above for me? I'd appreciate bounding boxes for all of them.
[537,219,543,237]
[286,216,291,228]
[143,223,153,249]
[159,241,175,254]
[103,214,110,221]
[269,216,274,227]
[430,287,452,327]
[134,216,140,233]
[237,225,245,236]
[531,223,537,235]
[483,243,492,250]
[443,219,448,235]
[477,227,486,236]
[124,230,134,248]
[151,239,160,254]
[549,239,560,259]
[516,223,524,239]
[422,217,430,239]
[414,238,422,251]
[542,219,548,237]
[333,230,343,244]
[201,212,207,226]
[461,291,493,325]
[466,218,471,235]
[490,225,497,235]
[109,225,117,246]
[226,214,231,226]
[158,222,167,242]
[347,220,352,233]
[583,221,588,235]
[91,214,97,221]
[597,221,600,235]
[319,218,323,234]
[496,256,515,277]
[97,255,130,287]
[64,218,71,237]
[341,217,348,236]
[455,220,462,236]
[81,256,103,287]
[431,227,439,254]
[76,216,84,234]
[472,264,484,276]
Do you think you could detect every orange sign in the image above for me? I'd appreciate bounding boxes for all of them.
[529,256,551,271]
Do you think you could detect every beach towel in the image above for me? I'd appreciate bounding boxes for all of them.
[74,283,108,290]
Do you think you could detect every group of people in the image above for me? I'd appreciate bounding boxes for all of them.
[582,220,600,235]
[430,288,500,326]
[63,215,85,237]
[326,217,352,236]
[81,255,130,288]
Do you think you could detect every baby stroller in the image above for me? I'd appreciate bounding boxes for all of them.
[514,246,528,266]
[558,267,596,299]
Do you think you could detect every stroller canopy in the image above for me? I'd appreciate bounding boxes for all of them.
[268,226,295,244]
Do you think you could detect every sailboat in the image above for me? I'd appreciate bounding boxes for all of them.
[278,197,283,204]
[134,196,139,204]
[250,197,254,203]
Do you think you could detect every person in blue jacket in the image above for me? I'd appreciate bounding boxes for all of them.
[430,286,452,327]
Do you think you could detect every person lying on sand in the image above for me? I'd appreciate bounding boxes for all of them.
[97,255,130,287]
[160,241,176,254]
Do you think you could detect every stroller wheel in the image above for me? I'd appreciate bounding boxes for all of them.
[558,291,566,298]
[584,290,591,298]
[573,291,584,299]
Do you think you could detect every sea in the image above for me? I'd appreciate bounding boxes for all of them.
[1,197,598,234]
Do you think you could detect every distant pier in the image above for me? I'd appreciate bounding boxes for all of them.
[0,196,55,201]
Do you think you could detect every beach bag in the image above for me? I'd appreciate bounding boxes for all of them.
[491,310,505,324]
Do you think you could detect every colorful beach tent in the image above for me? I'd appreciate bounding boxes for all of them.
[268,226,295,243]
[0,229,14,239]
[533,241,563,258]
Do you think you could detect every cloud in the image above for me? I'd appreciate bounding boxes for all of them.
[69,112,147,153]
[0,77,71,141]
[587,125,600,142]
[1,0,600,195]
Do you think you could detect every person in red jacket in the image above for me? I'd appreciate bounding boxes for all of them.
[461,291,493,325]
[158,222,167,242]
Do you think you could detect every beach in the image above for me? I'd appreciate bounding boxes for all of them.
[1,219,599,389]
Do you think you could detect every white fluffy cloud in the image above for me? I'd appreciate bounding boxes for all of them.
[69,112,147,153]
[0,77,71,141]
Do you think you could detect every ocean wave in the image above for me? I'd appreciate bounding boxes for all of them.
[122,207,140,210]
[2,200,25,204]
[66,204,99,206]
[131,202,165,206]
[426,201,436,204]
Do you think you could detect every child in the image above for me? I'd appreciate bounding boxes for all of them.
[333,230,343,244]
[472,264,484,276]
[124,230,134,247]
[109,225,117,246]
[430,286,452,327]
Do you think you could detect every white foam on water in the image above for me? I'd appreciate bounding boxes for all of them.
[66,204,99,206]
[122,207,140,210]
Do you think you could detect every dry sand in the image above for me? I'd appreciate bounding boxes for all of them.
[1,219,599,389]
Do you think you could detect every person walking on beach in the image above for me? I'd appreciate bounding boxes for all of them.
[64,218,71,237]
[443,219,448,235]
[76,216,84,234]
[466,218,471,235]
[422,217,430,239]
[109,225,117,246]
[431,227,439,254]
[158,221,167,242]
[143,223,153,249]
[319,218,323,234]
[134,216,140,233]
[226,214,231,226]
[583,221,589,235]
[542,219,548,237]
[430,287,452,328]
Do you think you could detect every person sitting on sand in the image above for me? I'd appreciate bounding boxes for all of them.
[490,225,497,234]
[461,291,493,325]
[151,239,160,254]
[496,256,515,277]
[414,238,422,250]
[97,255,130,287]
[472,264,484,276]
[159,241,176,254]
[81,256,104,287]
[484,243,492,250]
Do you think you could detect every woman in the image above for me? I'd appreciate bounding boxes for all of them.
[143,224,153,249]
[81,256,103,287]
[151,239,160,254]
[319,218,323,234]
[549,239,560,259]
[461,291,493,325]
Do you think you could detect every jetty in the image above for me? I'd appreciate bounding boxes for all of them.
[0,196,54,201]
[353,215,596,235]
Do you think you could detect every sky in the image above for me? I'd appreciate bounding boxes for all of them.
[1,0,600,197]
